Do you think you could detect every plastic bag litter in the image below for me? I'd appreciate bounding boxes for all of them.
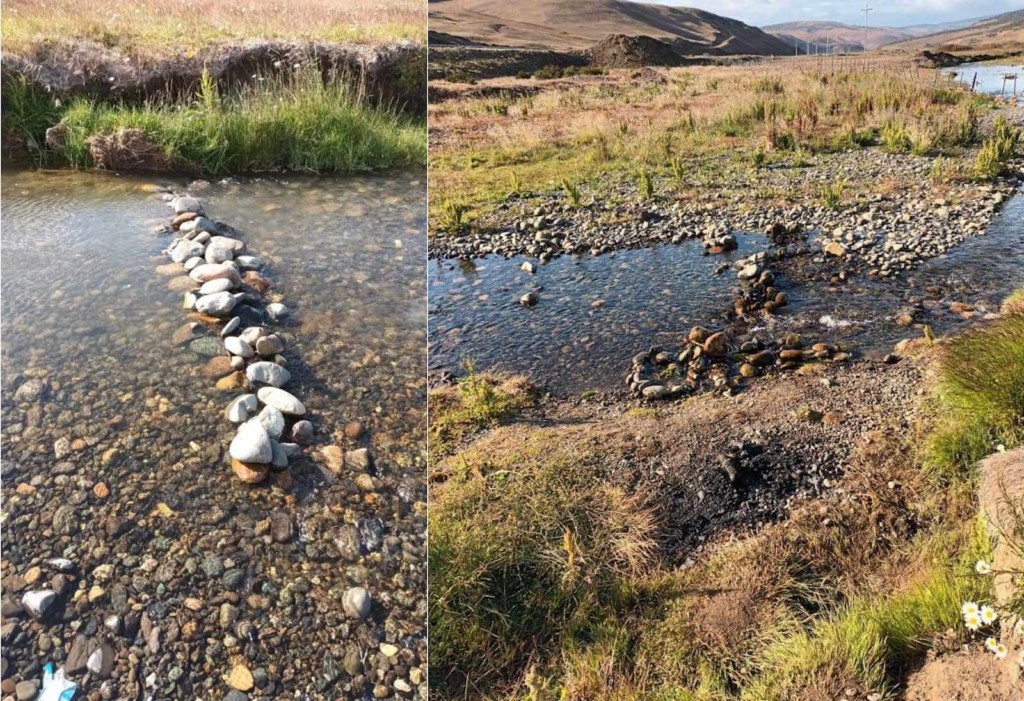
[39,663,77,701]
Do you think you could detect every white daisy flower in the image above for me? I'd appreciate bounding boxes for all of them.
[995,643,1008,660]
[981,605,999,625]
[962,601,980,616]
[1015,619,1024,638]
[975,560,992,575]
[965,611,982,631]
[986,636,999,651]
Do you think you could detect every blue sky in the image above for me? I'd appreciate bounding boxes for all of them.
[647,0,1022,28]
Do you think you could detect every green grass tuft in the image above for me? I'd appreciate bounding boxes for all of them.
[926,313,1024,480]
[48,67,424,174]
[430,443,657,698]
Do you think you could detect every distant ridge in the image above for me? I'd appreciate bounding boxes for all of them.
[428,0,795,55]
[883,9,1024,53]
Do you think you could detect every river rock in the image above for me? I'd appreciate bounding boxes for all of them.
[155,262,184,276]
[270,440,289,468]
[224,336,254,358]
[257,387,305,415]
[220,316,241,337]
[189,336,224,357]
[279,442,301,457]
[824,241,846,257]
[183,256,203,272]
[209,235,245,253]
[172,196,203,215]
[172,324,202,350]
[738,264,759,280]
[190,263,242,286]
[203,356,234,380]
[168,275,198,292]
[199,278,235,295]
[255,334,284,357]
[291,420,313,444]
[520,292,538,306]
[14,681,38,701]
[239,326,266,344]
[688,326,711,343]
[231,459,268,485]
[267,303,289,321]
[254,406,285,440]
[229,421,272,464]
[14,378,47,403]
[342,587,371,619]
[170,239,204,263]
[225,394,258,423]
[216,371,246,391]
[228,664,254,692]
[192,215,216,233]
[243,270,272,293]
[703,332,727,357]
[205,242,234,264]
[172,211,198,228]
[195,291,240,316]
[21,590,55,619]
[236,255,264,269]
[246,362,291,388]
[87,643,114,677]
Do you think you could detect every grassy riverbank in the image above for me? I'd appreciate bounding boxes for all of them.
[3,66,425,173]
[1,0,426,173]
[428,56,1009,232]
[429,292,1024,700]
[2,0,424,53]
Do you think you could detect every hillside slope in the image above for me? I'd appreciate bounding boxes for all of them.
[764,20,914,51]
[428,0,794,55]
[884,9,1024,53]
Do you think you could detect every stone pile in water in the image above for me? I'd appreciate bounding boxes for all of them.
[627,327,850,400]
[627,251,849,400]
[160,194,308,485]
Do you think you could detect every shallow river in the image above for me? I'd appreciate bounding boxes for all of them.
[429,192,1024,394]
[943,62,1023,103]
[1,170,427,696]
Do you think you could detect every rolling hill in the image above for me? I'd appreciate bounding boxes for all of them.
[764,20,914,52]
[428,0,795,55]
[883,9,1024,54]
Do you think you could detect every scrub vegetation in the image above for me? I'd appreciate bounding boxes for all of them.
[428,57,1005,231]
[1,0,424,54]
[429,289,1024,700]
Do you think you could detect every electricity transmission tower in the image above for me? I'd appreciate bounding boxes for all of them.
[862,2,872,55]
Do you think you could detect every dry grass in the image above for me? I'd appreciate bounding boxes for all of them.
[428,55,997,229]
[2,0,425,54]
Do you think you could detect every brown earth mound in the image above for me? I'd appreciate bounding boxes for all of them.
[905,649,1024,701]
[84,128,175,172]
[588,34,681,68]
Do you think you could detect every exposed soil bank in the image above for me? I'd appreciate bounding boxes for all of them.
[1,40,427,170]
[2,39,426,112]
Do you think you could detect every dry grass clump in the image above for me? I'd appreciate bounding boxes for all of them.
[2,0,424,55]
[429,425,658,698]
[428,57,999,229]
[429,399,992,700]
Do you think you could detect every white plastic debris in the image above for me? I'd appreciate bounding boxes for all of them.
[39,663,76,701]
